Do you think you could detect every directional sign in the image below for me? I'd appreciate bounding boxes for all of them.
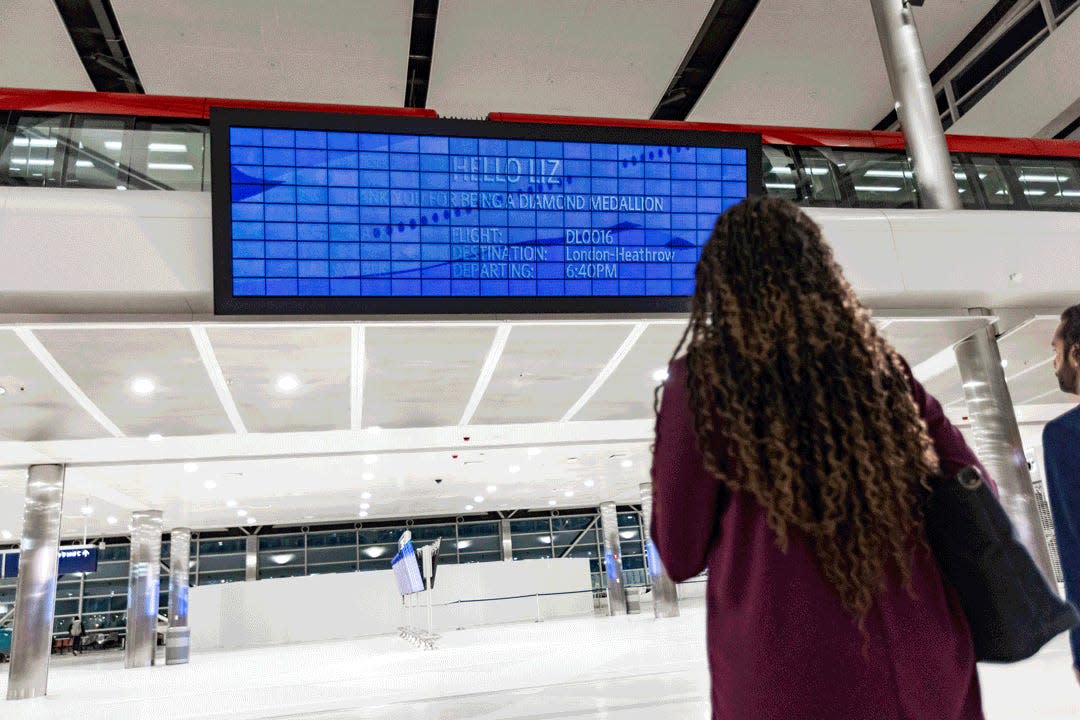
[0,545,99,579]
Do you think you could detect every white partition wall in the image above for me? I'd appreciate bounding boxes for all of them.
[189,558,592,651]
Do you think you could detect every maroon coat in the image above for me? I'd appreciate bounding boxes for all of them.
[651,356,993,720]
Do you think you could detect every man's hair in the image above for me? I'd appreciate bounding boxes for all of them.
[1061,304,1080,361]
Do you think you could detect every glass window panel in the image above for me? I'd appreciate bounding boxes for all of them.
[790,148,843,205]
[762,145,799,201]
[1004,157,1080,211]
[2,113,70,187]
[308,562,358,575]
[551,516,594,532]
[409,525,453,542]
[259,565,306,580]
[552,529,596,547]
[620,541,645,557]
[307,530,356,548]
[967,156,1014,208]
[196,553,245,572]
[56,582,81,600]
[198,570,245,585]
[823,149,919,208]
[512,548,553,561]
[458,522,500,537]
[307,546,356,565]
[133,121,207,191]
[82,578,129,597]
[451,535,499,553]
[358,528,405,544]
[0,584,16,604]
[54,598,79,616]
[950,158,980,209]
[510,519,550,534]
[99,544,130,562]
[458,551,499,564]
[66,116,131,189]
[259,550,303,570]
[259,534,304,551]
[358,544,396,561]
[91,561,129,579]
[83,596,112,613]
[564,545,599,560]
[513,532,556,549]
[200,539,245,555]
[616,512,640,528]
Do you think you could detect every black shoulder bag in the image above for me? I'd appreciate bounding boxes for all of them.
[924,466,1079,663]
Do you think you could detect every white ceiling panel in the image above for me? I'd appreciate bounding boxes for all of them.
[878,317,991,368]
[111,0,412,105]
[427,0,712,119]
[0,1,93,91]
[0,329,106,441]
[689,0,997,127]
[33,328,233,437]
[472,324,630,425]
[206,325,351,433]
[999,317,1060,377]
[576,322,686,421]
[362,325,496,428]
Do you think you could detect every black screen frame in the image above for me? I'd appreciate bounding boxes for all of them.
[211,107,762,316]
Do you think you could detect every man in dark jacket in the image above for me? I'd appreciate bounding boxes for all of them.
[1044,303,1080,685]
[68,616,84,655]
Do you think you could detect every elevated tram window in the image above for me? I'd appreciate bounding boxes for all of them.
[762,145,799,202]
[789,148,843,206]
[67,116,132,190]
[832,149,918,208]
[1,113,68,186]
[134,120,209,191]
[963,156,1015,208]
[1002,157,1080,211]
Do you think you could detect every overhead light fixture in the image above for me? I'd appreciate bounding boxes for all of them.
[538,535,552,544]
[1023,189,1046,196]
[456,540,472,550]
[106,516,117,525]
[104,141,122,151]
[854,185,901,192]
[564,490,574,498]
[360,503,370,510]
[0,386,6,396]
[0,530,12,540]
[148,433,163,442]
[548,500,557,506]
[13,137,57,147]
[130,377,155,395]
[203,479,217,489]
[363,455,378,465]
[1019,173,1068,183]
[1057,190,1080,197]
[9,158,55,166]
[865,169,912,179]
[621,460,633,468]
[358,511,369,518]
[584,480,595,488]
[362,546,385,558]
[362,472,374,481]
[275,374,300,393]
[269,553,295,565]
[80,504,93,516]
[1001,359,1009,369]
[652,368,668,382]
[183,462,199,473]
[148,143,188,153]
[526,447,541,457]
[474,496,484,503]
[226,499,238,508]
[246,517,256,525]
[765,182,797,190]
[619,530,638,540]
[236,509,248,517]
[464,504,474,511]
[361,491,372,500]
[962,381,986,390]
[508,465,520,474]
[486,485,497,493]
[147,162,194,171]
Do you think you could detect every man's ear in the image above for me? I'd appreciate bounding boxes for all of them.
[1070,342,1080,369]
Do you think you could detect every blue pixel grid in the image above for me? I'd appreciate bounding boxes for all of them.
[227,127,748,298]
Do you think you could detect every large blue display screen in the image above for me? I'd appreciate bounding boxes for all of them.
[212,110,761,314]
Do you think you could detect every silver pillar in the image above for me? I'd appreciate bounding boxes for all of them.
[598,502,627,615]
[245,535,258,581]
[125,510,163,669]
[955,322,1056,581]
[6,465,65,701]
[166,527,191,665]
[870,0,962,209]
[639,483,679,618]
[499,519,512,561]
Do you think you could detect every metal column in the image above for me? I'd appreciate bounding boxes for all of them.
[245,535,258,581]
[125,510,163,669]
[499,518,512,561]
[639,483,679,618]
[599,502,627,615]
[955,322,1056,581]
[166,527,191,665]
[6,465,65,701]
[870,0,962,209]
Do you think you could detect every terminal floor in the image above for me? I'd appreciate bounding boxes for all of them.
[1,601,1077,719]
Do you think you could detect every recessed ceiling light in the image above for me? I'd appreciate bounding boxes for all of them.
[0,386,6,396]
[584,480,595,488]
[526,447,541,457]
[548,500,557,506]
[246,517,256,525]
[203,479,217,490]
[269,553,294,565]
[237,509,247,517]
[363,455,379,465]
[621,460,633,468]
[360,503,370,510]
[362,472,374,481]
[362,546,385,558]
[148,433,163,442]
[275,374,300,393]
[106,516,117,525]
[456,540,472,550]
[0,530,12,540]
[130,377,155,395]
[361,491,372,500]
[474,496,484,503]
[80,504,93,516]
[652,368,669,382]
[564,490,574,498]
[1001,359,1009,369]
[358,511,369,518]
[464,504,474,511]
[486,485,497,493]
[509,465,520,474]
[183,462,199,473]
[226,499,237,508]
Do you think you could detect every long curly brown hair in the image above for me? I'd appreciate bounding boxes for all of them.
[660,196,940,627]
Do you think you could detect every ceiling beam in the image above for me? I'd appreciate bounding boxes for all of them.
[459,325,512,426]
[404,0,439,108]
[13,328,125,438]
[651,0,760,121]
[561,323,647,422]
[54,0,145,93]
[351,325,366,430]
[190,327,247,435]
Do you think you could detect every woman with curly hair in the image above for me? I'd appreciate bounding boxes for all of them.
[651,196,993,719]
